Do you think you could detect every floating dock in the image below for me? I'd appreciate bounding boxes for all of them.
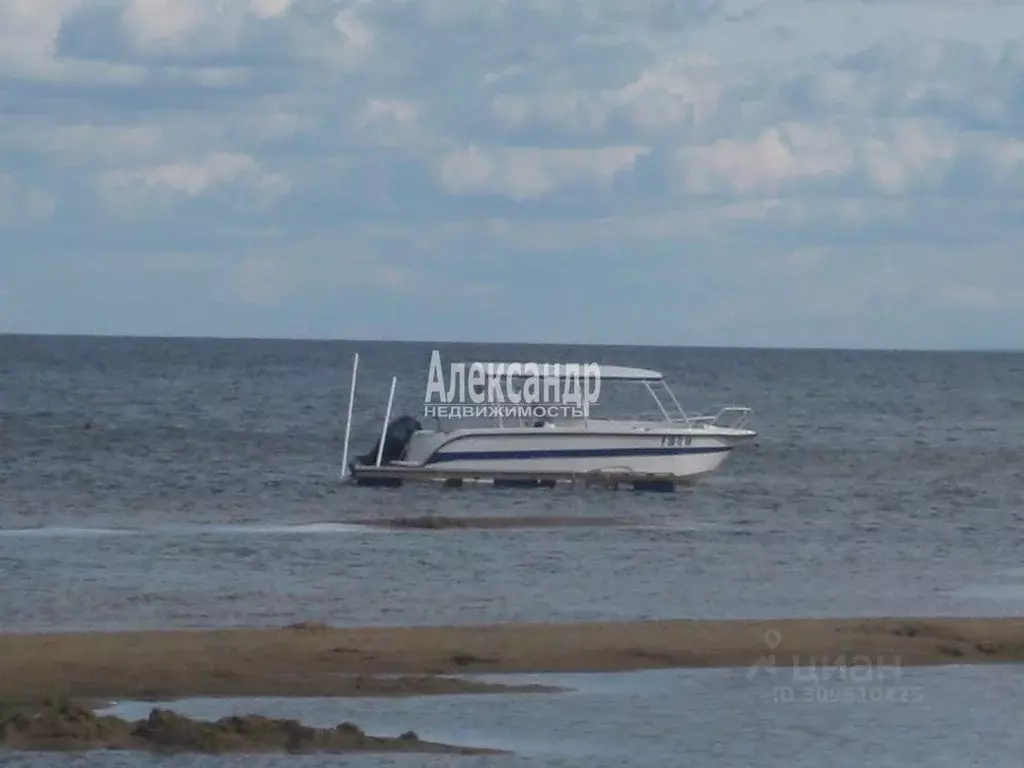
[346,466,700,492]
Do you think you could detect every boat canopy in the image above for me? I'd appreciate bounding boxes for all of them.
[470,363,663,382]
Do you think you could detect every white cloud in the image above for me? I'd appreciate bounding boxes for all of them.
[668,119,1020,197]
[4,0,1024,345]
[353,99,420,146]
[235,254,286,305]
[939,283,1005,310]
[0,173,56,222]
[358,99,418,125]
[0,0,145,83]
[252,110,311,140]
[249,0,293,20]
[786,248,826,272]
[118,0,281,55]
[99,152,289,211]
[491,56,724,137]
[120,0,207,51]
[49,124,162,160]
[104,152,255,195]
[439,145,649,199]
[0,0,80,75]
[113,0,376,69]
[678,124,855,194]
[326,7,375,70]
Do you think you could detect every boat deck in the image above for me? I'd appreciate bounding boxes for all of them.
[347,465,701,492]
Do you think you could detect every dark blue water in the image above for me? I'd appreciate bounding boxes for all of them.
[2,336,1023,764]
[2,336,1024,631]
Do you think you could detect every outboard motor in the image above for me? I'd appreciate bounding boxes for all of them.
[355,415,422,467]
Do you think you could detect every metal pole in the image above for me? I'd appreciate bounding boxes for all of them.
[375,376,397,467]
[340,352,359,478]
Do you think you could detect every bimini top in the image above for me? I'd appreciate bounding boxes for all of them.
[470,363,663,382]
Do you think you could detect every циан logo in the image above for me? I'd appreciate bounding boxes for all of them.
[746,628,925,705]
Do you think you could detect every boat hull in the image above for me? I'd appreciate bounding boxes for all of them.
[392,424,753,480]
[425,439,730,477]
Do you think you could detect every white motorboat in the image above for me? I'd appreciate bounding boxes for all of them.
[340,353,756,491]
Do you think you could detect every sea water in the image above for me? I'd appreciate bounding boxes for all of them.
[2,336,1023,764]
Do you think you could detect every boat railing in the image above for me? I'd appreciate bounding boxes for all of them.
[644,379,752,431]
[681,406,753,430]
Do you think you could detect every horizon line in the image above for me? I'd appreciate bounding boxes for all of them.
[1,331,1021,355]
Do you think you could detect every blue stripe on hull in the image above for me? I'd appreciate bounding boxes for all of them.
[424,445,731,465]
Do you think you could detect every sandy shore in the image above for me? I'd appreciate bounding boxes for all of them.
[3,617,1024,702]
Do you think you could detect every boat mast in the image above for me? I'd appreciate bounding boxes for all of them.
[340,351,359,479]
[375,376,397,467]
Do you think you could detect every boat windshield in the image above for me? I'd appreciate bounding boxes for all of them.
[425,377,691,429]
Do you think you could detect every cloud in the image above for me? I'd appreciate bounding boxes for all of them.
[2,0,1024,347]
[670,120,965,196]
[0,0,81,76]
[352,99,420,147]
[438,145,648,200]
[48,124,162,161]
[99,151,290,212]
[118,0,298,55]
[939,283,1004,310]
[234,254,287,305]
[0,173,56,223]
[490,55,725,139]
[328,7,375,70]
[0,0,145,83]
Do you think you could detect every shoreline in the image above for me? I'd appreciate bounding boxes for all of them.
[0,699,505,756]
[3,616,1024,702]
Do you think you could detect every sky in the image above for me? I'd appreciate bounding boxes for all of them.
[1,0,1023,350]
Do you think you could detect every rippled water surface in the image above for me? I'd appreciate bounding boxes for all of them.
[2,336,1023,765]
[3,336,1023,630]
[9,664,1024,767]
